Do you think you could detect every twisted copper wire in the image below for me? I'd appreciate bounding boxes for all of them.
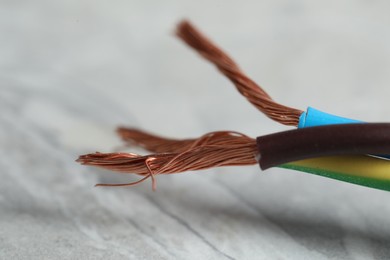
[176,20,303,126]
[77,131,258,189]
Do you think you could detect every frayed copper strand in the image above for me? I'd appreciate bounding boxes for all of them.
[77,131,258,189]
[176,20,303,126]
[117,127,253,153]
[117,127,195,153]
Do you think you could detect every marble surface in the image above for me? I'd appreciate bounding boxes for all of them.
[1,1,390,259]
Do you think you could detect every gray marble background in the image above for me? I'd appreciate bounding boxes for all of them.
[1,1,390,259]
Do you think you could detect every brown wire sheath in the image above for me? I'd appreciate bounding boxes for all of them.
[176,20,303,126]
[256,123,390,170]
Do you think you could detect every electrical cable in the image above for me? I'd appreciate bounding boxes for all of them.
[177,20,376,132]
[77,20,390,192]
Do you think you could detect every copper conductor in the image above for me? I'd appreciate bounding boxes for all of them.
[117,127,255,153]
[176,20,303,126]
[117,127,196,153]
[77,131,258,189]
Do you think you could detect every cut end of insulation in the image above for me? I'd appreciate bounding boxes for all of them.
[298,107,361,128]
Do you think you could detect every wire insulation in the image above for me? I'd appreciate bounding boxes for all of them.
[281,155,390,191]
[298,107,361,128]
[257,123,390,169]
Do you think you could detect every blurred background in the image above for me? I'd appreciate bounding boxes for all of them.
[1,1,390,259]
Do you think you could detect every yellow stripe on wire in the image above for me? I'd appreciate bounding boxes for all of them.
[281,155,390,191]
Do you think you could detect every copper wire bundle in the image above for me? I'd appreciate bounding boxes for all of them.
[117,127,198,153]
[117,128,255,153]
[77,20,302,188]
[77,131,258,189]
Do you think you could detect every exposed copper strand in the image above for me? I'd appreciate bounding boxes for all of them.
[117,127,195,153]
[77,131,258,188]
[117,127,254,153]
[176,20,303,126]
[95,175,151,187]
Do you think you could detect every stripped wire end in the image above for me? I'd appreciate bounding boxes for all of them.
[77,131,259,190]
[176,20,303,126]
[76,152,160,190]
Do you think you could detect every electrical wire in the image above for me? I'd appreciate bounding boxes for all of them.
[177,21,378,132]
[78,123,390,191]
